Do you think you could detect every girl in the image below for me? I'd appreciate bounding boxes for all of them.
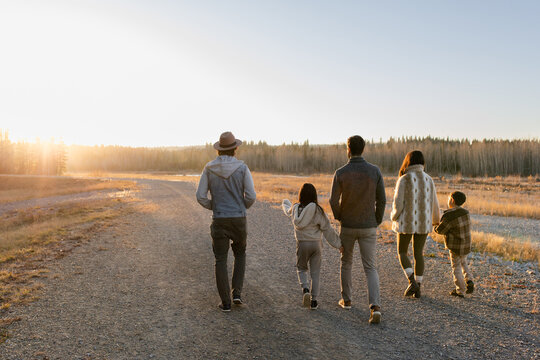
[391,150,440,298]
[282,183,341,309]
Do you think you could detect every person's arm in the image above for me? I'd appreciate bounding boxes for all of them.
[390,176,404,221]
[195,167,212,210]
[431,179,440,225]
[375,170,386,225]
[282,199,293,217]
[329,172,341,221]
[318,210,342,249]
[434,214,450,235]
[243,166,256,209]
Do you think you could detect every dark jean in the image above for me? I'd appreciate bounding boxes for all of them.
[210,217,247,305]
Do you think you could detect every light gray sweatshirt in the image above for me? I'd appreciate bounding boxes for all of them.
[282,200,341,249]
[196,156,256,218]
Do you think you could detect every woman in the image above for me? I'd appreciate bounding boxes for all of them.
[391,150,440,298]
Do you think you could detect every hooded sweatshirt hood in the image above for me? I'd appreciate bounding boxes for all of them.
[206,155,245,179]
[292,203,317,230]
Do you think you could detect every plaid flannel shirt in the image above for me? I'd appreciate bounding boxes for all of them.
[434,207,471,255]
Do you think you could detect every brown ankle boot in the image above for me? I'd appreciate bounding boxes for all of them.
[404,274,419,297]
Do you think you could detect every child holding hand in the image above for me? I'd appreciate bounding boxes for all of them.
[434,191,475,297]
[282,183,342,309]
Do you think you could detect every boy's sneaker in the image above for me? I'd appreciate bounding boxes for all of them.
[233,296,243,305]
[338,299,352,309]
[450,289,464,298]
[369,306,381,324]
[466,280,474,294]
[302,288,311,308]
[310,300,318,310]
[218,303,232,312]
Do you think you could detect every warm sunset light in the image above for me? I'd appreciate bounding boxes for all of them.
[0,2,539,356]
[1,1,539,147]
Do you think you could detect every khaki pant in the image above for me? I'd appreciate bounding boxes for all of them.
[340,227,380,309]
[296,241,322,300]
[449,252,473,295]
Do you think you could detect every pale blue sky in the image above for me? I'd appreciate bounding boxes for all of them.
[1,0,539,146]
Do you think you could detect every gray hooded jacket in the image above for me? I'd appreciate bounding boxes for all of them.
[282,200,341,249]
[196,156,256,218]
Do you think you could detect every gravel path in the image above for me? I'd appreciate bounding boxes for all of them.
[1,179,538,359]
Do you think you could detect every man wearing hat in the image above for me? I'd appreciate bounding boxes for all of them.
[196,131,257,312]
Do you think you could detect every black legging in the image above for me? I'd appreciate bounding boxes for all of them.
[397,233,428,277]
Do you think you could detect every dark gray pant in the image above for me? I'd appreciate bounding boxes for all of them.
[210,217,247,305]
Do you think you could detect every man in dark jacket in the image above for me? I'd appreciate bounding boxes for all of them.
[330,135,386,324]
[196,132,256,312]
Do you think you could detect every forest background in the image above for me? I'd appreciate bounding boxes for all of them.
[1,129,539,178]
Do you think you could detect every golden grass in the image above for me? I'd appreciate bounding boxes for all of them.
[252,173,335,213]
[66,171,201,184]
[431,231,539,264]
[0,198,128,262]
[0,175,137,203]
[93,170,539,219]
[66,171,540,263]
[90,170,539,218]
[251,173,539,263]
[0,176,138,339]
[0,197,136,342]
[433,175,540,219]
[435,192,540,219]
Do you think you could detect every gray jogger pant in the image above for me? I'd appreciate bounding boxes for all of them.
[296,241,322,301]
[340,227,381,309]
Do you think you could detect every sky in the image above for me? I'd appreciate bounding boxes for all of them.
[1,0,539,147]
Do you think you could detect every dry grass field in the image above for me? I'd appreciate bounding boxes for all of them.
[434,176,540,219]
[188,172,540,264]
[65,171,540,264]
[254,173,540,262]
[254,173,540,218]
[0,176,138,337]
[0,175,136,203]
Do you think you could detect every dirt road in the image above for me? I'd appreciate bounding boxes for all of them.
[1,180,538,359]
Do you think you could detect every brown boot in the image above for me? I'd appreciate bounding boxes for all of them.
[404,274,419,297]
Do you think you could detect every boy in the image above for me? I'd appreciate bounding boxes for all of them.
[434,191,474,298]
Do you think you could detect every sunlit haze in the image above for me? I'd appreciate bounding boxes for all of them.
[1,0,539,146]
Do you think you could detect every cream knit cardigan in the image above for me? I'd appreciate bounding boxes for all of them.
[391,165,440,234]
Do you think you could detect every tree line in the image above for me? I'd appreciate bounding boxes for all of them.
[0,130,67,175]
[66,137,540,177]
[0,129,537,177]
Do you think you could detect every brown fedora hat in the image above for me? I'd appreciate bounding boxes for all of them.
[213,131,243,151]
